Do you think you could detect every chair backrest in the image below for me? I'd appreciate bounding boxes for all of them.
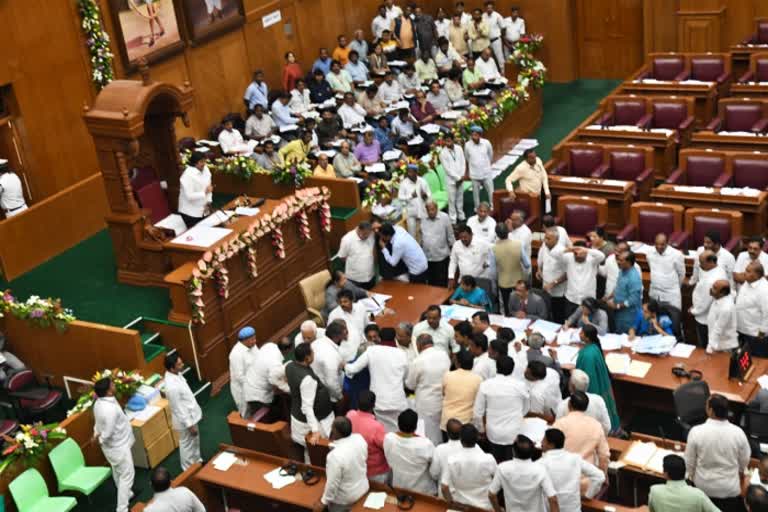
[652,56,685,80]
[652,102,687,129]
[498,195,531,223]
[759,20,768,44]
[757,59,768,82]
[684,154,725,186]
[732,157,768,189]
[568,147,603,177]
[745,408,768,441]
[608,151,645,180]
[637,210,675,245]
[136,182,172,224]
[6,370,35,392]
[723,104,763,132]
[658,302,684,343]
[562,203,598,236]
[692,216,732,248]
[178,137,197,153]
[130,166,158,192]
[673,380,710,425]
[690,57,724,81]
[613,100,646,126]
[48,438,85,487]
[298,270,332,312]
[9,468,49,511]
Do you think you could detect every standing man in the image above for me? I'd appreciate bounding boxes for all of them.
[164,353,203,470]
[482,1,505,69]
[538,228,567,323]
[647,233,685,310]
[502,6,526,59]
[144,466,205,512]
[243,337,289,420]
[406,334,452,445]
[706,280,738,354]
[494,224,529,315]
[647,454,720,512]
[605,251,643,334]
[431,419,465,498]
[93,377,135,512]
[378,223,429,283]
[448,224,494,288]
[391,7,416,61]
[243,70,268,111]
[467,8,490,59]
[556,244,605,318]
[346,391,390,483]
[505,149,550,213]
[384,409,436,495]
[311,320,346,405]
[338,222,376,289]
[736,261,768,357]
[421,201,455,287]
[442,424,498,510]
[448,14,470,58]
[441,349,483,429]
[0,161,28,218]
[467,202,497,244]
[398,164,431,237]
[313,417,369,512]
[178,153,212,228]
[692,231,736,289]
[734,237,768,288]
[439,132,467,224]
[413,5,438,58]
[413,305,458,356]
[287,343,335,451]
[507,210,533,261]
[229,326,257,418]
[464,126,494,212]
[690,251,727,348]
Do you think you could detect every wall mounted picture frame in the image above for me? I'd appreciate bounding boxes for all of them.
[180,0,245,46]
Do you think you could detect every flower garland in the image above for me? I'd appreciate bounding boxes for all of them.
[0,290,76,332]
[0,423,67,474]
[67,368,144,417]
[215,154,267,181]
[272,161,314,188]
[189,187,331,323]
[77,0,114,90]
[362,179,397,209]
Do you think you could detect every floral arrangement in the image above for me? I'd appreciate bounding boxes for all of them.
[0,290,76,332]
[272,161,313,188]
[393,156,432,180]
[362,179,397,209]
[67,368,144,417]
[215,155,268,181]
[514,33,545,55]
[188,187,331,323]
[77,0,114,90]
[518,60,547,90]
[0,423,67,474]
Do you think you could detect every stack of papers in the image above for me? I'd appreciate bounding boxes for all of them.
[198,210,235,228]
[673,186,714,194]
[363,492,388,510]
[420,123,442,135]
[622,441,676,474]
[213,452,238,472]
[628,360,653,378]
[441,110,463,120]
[263,467,297,489]
[472,89,491,96]
[556,345,580,365]
[519,417,549,446]
[451,99,470,109]
[234,207,260,217]
[633,335,677,355]
[605,353,631,374]
[757,374,768,390]
[440,304,482,321]
[529,319,562,342]
[155,214,187,236]
[556,328,580,345]
[382,149,403,161]
[365,163,386,174]
[600,333,629,351]
[669,343,696,359]
[720,187,761,197]
[720,131,760,137]
[408,135,424,145]
[171,226,232,248]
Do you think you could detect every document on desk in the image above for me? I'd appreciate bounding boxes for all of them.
[126,405,160,423]
[488,315,531,331]
[758,374,768,390]
[627,360,652,378]
[605,353,631,374]
[669,343,696,359]
[530,319,562,342]
[556,345,580,365]
[235,207,260,217]
[363,492,388,510]
[359,298,384,314]
[263,467,297,489]
[440,304,482,321]
[172,226,233,248]
[198,210,235,228]
[599,333,627,351]
[213,452,238,472]
[556,328,580,345]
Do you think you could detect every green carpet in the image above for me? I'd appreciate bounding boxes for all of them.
[0,80,621,510]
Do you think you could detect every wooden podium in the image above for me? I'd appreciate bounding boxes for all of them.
[547,176,635,235]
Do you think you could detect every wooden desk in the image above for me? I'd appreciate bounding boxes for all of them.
[618,80,718,126]
[370,281,453,328]
[226,412,301,461]
[731,82,768,98]
[691,130,768,153]
[730,44,768,76]
[547,176,635,234]
[650,184,768,236]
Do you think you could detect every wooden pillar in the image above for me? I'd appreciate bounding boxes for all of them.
[676,0,726,52]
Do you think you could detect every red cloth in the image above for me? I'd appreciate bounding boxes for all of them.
[411,100,436,122]
[346,409,390,477]
[282,63,304,92]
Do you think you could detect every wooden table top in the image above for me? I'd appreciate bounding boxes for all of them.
[651,184,768,206]
[370,281,453,328]
[621,80,718,94]
[548,175,636,194]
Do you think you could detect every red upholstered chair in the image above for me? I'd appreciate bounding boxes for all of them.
[6,370,63,423]
[686,55,730,84]
[551,145,605,177]
[617,202,687,248]
[130,166,158,193]
[743,19,768,45]
[684,208,742,253]
[666,150,730,187]
[730,155,768,189]
[739,54,768,83]
[136,181,172,224]
[555,196,607,239]
[636,55,686,81]
[592,148,655,199]
[492,190,541,229]
[706,99,768,134]
[601,99,647,126]
[178,137,197,153]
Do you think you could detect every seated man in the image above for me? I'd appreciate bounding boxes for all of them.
[435,36,465,74]
[144,466,205,512]
[451,275,492,312]
[377,70,404,104]
[354,130,382,166]
[309,69,334,104]
[218,116,257,155]
[475,47,501,81]
[313,153,336,178]
[391,108,417,140]
[398,64,422,95]
[337,92,368,130]
[270,92,301,129]
[462,57,486,91]
[345,50,369,85]
[254,140,283,171]
[384,409,436,495]
[628,299,674,340]
[244,104,276,140]
[317,109,345,148]
[426,80,451,114]
[415,53,439,83]
[333,141,363,178]
[358,85,386,117]
[327,59,353,93]
[288,78,312,114]
[507,280,548,320]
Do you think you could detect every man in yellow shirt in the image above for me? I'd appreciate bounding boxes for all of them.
[466,8,490,58]
[332,35,352,66]
[278,130,313,164]
[313,153,336,178]
[448,14,469,57]
[505,148,550,211]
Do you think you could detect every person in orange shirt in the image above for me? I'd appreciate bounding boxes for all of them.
[391,7,416,61]
[552,391,610,473]
[313,153,336,178]
[332,35,352,66]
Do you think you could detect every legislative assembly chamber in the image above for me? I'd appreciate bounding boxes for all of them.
[6,0,768,511]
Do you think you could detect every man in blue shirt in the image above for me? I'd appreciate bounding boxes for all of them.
[270,92,300,128]
[628,299,674,340]
[312,48,333,76]
[345,50,369,84]
[607,251,643,334]
[378,223,428,283]
[374,117,394,152]
[243,70,268,111]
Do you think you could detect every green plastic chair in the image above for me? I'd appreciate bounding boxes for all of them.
[48,438,111,497]
[9,468,77,512]
[423,170,448,210]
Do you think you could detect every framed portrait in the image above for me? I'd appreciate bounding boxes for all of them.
[180,0,245,45]
[109,0,185,71]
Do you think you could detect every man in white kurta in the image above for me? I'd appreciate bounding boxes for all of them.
[448,226,494,285]
[412,306,458,356]
[217,119,257,155]
[311,321,346,403]
[555,246,606,315]
[482,3,505,67]
[706,280,739,353]
[384,409,437,495]
[690,251,728,348]
[406,334,452,445]
[145,466,205,512]
[178,153,212,227]
[164,354,203,470]
[538,228,568,322]
[733,237,768,289]
[466,202,497,244]
[508,210,533,261]
[0,163,27,218]
[93,377,135,512]
[464,127,494,213]
[398,165,432,237]
[647,233,686,309]
[229,326,258,418]
[327,292,368,360]
[316,418,370,511]
[243,340,289,417]
[441,423,497,511]
[691,233,736,289]
[338,223,376,289]
[439,134,467,223]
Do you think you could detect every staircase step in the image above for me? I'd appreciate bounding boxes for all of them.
[181,366,211,406]
[140,332,161,345]
[142,343,166,363]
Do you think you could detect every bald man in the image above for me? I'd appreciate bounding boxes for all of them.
[706,279,738,353]
[736,261,768,357]
[690,251,727,348]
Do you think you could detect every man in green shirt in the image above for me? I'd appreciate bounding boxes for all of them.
[648,454,719,512]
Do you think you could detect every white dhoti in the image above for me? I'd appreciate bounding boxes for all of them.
[5,204,27,218]
[375,408,401,433]
[231,383,248,418]
[649,285,682,310]
[419,410,443,446]
[471,178,494,211]
[102,445,135,512]
[490,38,504,69]
[177,426,203,471]
[290,413,334,447]
[203,0,222,14]
[446,179,465,223]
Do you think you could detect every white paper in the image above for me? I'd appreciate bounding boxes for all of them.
[599,333,627,351]
[388,60,407,67]
[235,207,260,217]
[529,319,562,342]
[197,210,235,228]
[408,135,424,145]
[440,304,484,321]
[263,467,297,489]
[171,226,233,248]
[359,298,384,313]
[605,353,631,374]
[363,492,388,510]
[155,214,187,236]
[441,110,463,120]
[758,374,768,390]
[623,441,656,467]
[213,451,238,472]
[627,360,652,378]
[382,149,403,161]
[517,138,539,148]
[279,124,299,133]
[126,405,160,422]
[451,99,470,108]
[420,123,442,135]
[557,328,580,345]
[197,140,220,147]
[647,448,677,474]
[669,343,696,359]
[519,417,548,446]
[556,345,580,365]
[365,163,387,174]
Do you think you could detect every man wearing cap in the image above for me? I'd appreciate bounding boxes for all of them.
[0,161,27,219]
[229,326,258,418]
[464,126,494,213]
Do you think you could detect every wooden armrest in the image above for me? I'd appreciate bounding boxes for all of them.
[598,112,613,126]
[674,70,690,81]
[635,70,650,80]
[552,161,568,176]
[616,224,636,243]
[666,168,684,184]
[715,71,731,84]
[724,237,740,253]
[739,71,754,83]
[752,118,768,133]
[705,117,722,131]
[669,231,689,250]
[635,114,652,129]
[525,215,539,228]
[713,172,732,187]
[590,164,611,178]
[635,168,654,184]
[678,116,695,131]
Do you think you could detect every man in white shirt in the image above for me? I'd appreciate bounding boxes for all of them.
[289,78,312,114]
[377,71,404,104]
[691,231,736,289]
[472,312,497,342]
[286,343,335,451]
[0,162,27,218]
[554,369,611,434]
[244,104,276,140]
[398,164,431,237]
[164,353,203,470]
[489,435,559,512]
[439,132,467,223]
[555,244,606,318]
[145,466,205,512]
[328,289,368,355]
[406,334,451,445]
[734,237,768,288]
[337,92,368,130]
[448,224,494,286]
[539,429,605,512]
[384,409,436,495]
[430,419,464,498]
[482,1,505,68]
[473,355,530,462]
[685,394,751,511]
[372,4,390,40]
[93,377,135,512]
[435,37,465,72]
[524,360,561,421]
[384,0,402,24]
[470,332,496,381]
[344,333,408,432]
[243,338,289,419]
[311,320,346,403]
[315,417,369,512]
[706,280,738,353]
[502,6,526,59]
[412,305,458,356]
[218,117,257,155]
[647,233,686,309]
[294,320,326,347]
[442,424,497,511]
[338,222,376,289]
[475,47,502,81]
[229,326,257,418]
[507,209,532,261]
[271,93,301,129]
[178,152,212,228]
[690,250,728,348]
[464,126,494,213]
[736,261,768,357]
[538,227,568,323]
[467,202,497,244]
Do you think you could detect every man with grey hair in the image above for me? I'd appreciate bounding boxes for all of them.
[421,201,456,287]
[406,334,452,445]
[554,369,611,434]
[507,209,533,262]
[467,202,497,244]
[294,320,326,347]
[395,322,418,363]
[537,227,568,323]
[520,332,562,383]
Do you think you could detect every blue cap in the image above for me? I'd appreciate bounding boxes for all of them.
[238,326,255,340]
[470,125,483,133]
[126,395,147,412]
[406,164,418,170]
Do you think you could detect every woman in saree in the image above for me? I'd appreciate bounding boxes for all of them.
[575,324,621,433]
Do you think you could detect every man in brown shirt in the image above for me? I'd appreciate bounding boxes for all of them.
[441,349,482,430]
[448,14,470,57]
[552,391,610,472]
[392,7,416,61]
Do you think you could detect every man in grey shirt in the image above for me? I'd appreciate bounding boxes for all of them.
[421,201,455,287]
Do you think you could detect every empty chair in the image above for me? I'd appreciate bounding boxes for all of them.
[493,190,540,229]
[744,408,768,457]
[738,54,768,83]
[617,202,688,248]
[9,468,77,512]
[685,208,742,253]
[673,380,710,441]
[552,146,605,178]
[6,369,63,423]
[642,55,686,81]
[731,156,768,189]
[298,270,331,326]
[706,100,768,133]
[594,150,654,198]
[136,182,172,224]
[646,102,695,133]
[556,196,607,239]
[666,151,730,187]
[687,55,730,83]
[602,99,646,126]
[48,438,112,500]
